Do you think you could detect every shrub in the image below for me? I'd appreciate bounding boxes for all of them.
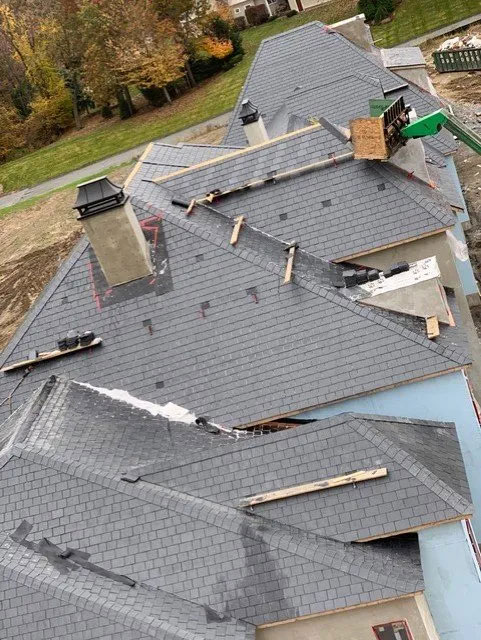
[139,86,167,107]
[245,4,269,26]
[201,36,234,59]
[358,0,394,23]
[234,16,247,30]
[101,105,114,119]
[286,9,298,17]
[25,89,73,147]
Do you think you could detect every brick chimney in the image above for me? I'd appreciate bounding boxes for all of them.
[239,99,269,146]
[74,177,153,287]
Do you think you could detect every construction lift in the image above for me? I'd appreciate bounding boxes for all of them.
[350,96,481,160]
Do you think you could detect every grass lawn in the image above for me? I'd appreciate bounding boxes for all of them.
[372,0,481,47]
[1,0,479,194]
[0,1,357,195]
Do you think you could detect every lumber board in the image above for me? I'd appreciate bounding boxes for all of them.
[238,467,387,507]
[283,246,296,284]
[153,124,321,183]
[1,338,103,373]
[230,215,245,246]
[426,315,440,339]
[186,199,196,215]
[350,117,388,160]
[124,143,153,189]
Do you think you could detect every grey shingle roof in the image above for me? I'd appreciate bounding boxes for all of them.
[143,412,472,543]
[223,22,456,156]
[127,142,242,194]
[144,126,455,261]
[2,378,450,636]
[0,189,468,429]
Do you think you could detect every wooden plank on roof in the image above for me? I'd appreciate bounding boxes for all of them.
[1,338,103,373]
[124,143,154,189]
[283,244,297,284]
[230,215,245,246]
[426,315,440,339]
[238,467,388,508]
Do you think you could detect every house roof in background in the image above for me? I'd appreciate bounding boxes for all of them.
[0,186,469,429]
[137,126,455,261]
[223,22,456,156]
[0,377,437,636]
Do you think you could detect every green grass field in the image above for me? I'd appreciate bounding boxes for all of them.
[0,0,479,195]
[372,0,481,46]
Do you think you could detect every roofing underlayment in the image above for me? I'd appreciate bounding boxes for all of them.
[223,22,456,156]
[0,377,471,637]
[0,181,469,428]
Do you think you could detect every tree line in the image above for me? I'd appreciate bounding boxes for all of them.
[0,0,243,162]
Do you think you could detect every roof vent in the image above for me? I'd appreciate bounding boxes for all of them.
[239,99,269,146]
[73,177,152,287]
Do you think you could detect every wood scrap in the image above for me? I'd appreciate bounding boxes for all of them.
[283,244,298,285]
[1,338,103,373]
[230,216,245,246]
[238,467,388,507]
[426,315,440,339]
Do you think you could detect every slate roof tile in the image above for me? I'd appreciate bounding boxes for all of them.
[0,190,467,428]
[141,127,455,261]
[223,22,456,156]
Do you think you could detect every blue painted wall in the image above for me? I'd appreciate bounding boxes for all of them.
[444,156,478,295]
[419,521,481,640]
[296,370,481,537]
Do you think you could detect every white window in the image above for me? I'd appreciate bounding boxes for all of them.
[463,519,481,579]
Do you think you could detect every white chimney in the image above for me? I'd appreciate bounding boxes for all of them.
[74,177,153,287]
[239,99,269,146]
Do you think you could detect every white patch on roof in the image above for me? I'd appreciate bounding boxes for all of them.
[75,382,236,434]
[76,382,196,423]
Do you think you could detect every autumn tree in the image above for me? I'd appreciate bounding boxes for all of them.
[104,0,186,104]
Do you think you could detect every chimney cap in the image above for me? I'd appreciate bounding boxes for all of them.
[239,99,260,125]
[74,176,127,218]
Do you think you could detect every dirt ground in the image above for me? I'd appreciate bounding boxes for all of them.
[0,125,226,351]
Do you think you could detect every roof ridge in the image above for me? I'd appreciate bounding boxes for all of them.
[8,443,421,592]
[372,163,455,228]
[133,196,469,369]
[346,412,456,429]
[154,123,322,184]
[350,415,473,515]
[223,22,327,142]
[0,533,249,640]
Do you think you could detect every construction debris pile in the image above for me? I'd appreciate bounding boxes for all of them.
[439,35,481,51]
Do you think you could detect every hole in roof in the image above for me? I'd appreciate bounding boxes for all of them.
[195,254,204,262]
[201,301,210,310]
[279,213,288,221]
[155,381,164,389]
[322,199,332,208]
[377,183,386,191]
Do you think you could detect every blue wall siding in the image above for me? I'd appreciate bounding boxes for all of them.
[297,371,481,536]
[444,156,478,295]
[419,521,481,640]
